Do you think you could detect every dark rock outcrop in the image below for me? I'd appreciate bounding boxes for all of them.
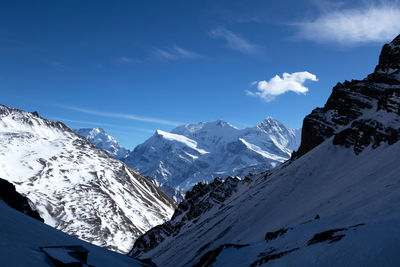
[129,176,243,257]
[193,243,249,267]
[250,248,299,266]
[265,228,289,242]
[296,34,400,157]
[0,178,44,222]
[307,228,346,245]
[374,34,400,74]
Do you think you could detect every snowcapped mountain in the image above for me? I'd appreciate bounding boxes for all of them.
[0,195,150,266]
[124,118,300,201]
[0,105,176,254]
[129,35,400,266]
[75,128,130,159]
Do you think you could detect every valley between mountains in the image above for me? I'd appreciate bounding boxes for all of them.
[127,34,400,266]
[78,118,301,202]
[1,34,400,267]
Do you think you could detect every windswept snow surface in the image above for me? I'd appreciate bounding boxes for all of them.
[124,118,300,201]
[155,130,209,155]
[0,105,176,253]
[0,200,148,267]
[131,140,400,267]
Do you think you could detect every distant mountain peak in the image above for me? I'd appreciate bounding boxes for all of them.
[124,117,301,201]
[257,116,281,128]
[155,129,165,136]
[169,120,239,142]
[75,127,129,159]
[172,120,236,134]
[213,119,233,127]
[257,117,294,134]
[262,116,275,121]
[77,127,110,138]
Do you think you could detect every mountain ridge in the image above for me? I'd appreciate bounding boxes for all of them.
[123,117,300,201]
[128,34,400,266]
[0,104,176,253]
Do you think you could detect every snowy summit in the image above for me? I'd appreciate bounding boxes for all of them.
[124,117,301,201]
[75,128,130,159]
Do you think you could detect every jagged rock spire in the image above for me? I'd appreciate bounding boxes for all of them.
[374,34,400,74]
[295,34,400,158]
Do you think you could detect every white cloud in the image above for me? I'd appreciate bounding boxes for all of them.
[296,4,400,45]
[153,45,202,60]
[246,72,318,102]
[56,105,182,126]
[210,27,259,54]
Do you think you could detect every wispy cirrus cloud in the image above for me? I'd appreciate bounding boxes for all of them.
[246,71,318,102]
[49,117,155,133]
[209,27,260,54]
[152,45,202,60]
[56,105,182,126]
[115,56,137,65]
[46,60,67,71]
[296,4,400,45]
[114,46,201,64]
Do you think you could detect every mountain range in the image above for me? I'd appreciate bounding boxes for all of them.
[128,35,400,266]
[2,27,400,267]
[0,105,176,254]
[78,118,301,202]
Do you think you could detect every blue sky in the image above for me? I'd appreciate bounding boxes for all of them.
[2,0,400,148]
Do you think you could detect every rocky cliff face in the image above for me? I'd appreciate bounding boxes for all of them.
[296,34,400,158]
[0,177,43,222]
[130,175,246,257]
[128,35,400,267]
[0,105,176,253]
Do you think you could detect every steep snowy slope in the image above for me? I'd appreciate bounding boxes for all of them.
[0,199,150,266]
[129,35,400,266]
[124,118,300,201]
[0,105,176,254]
[75,128,130,159]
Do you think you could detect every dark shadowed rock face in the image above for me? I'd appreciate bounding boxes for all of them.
[374,34,400,74]
[295,34,400,158]
[0,178,43,222]
[129,176,244,257]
